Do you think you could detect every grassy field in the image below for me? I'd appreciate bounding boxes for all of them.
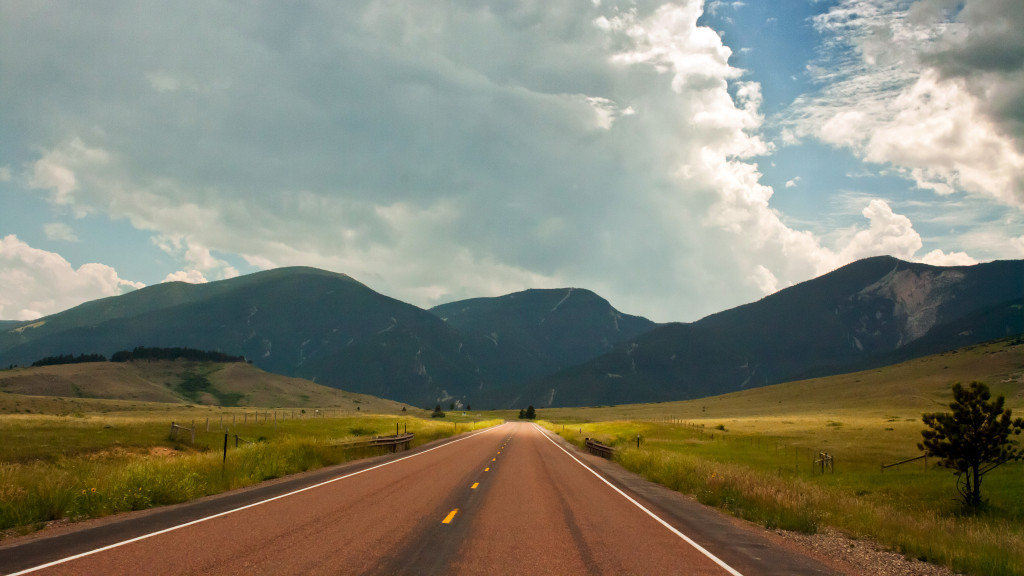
[0,396,499,540]
[530,339,1024,576]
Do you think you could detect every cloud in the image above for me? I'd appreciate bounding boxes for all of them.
[837,198,923,262]
[43,222,79,242]
[919,249,978,266]
[1012,235,1024,257]
[153,235,238,282]
[785,177,800,188]
[163,269,208,284]
[788,0,1024,208]
[0,166,10,182]
[0,1,1010,323]
[0,235,143,320]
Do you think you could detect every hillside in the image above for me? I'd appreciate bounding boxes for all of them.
[534,338,1024,423]
[0,359,412,413]
[527,257,1023,407]
[430,287,656,400]
[0,267,486,409]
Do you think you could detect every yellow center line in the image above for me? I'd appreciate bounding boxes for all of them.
[492,458,496,461]
[442,509,459,524]
[484,467,490,471]
[471,482,479,489]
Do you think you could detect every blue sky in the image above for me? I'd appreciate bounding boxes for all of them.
[2,0,1022,323]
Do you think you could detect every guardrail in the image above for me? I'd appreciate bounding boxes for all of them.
[333,432,415,453]
[584,438,615,459]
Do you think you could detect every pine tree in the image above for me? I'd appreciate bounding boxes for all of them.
[919,382,1024,507]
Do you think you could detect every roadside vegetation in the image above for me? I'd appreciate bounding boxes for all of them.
[0,400,499,539]
[541,340,1024,576]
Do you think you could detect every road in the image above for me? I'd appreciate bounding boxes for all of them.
[1,422,839,575]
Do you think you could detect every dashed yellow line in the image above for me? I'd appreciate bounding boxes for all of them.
[471,482,479,489]
[484,467,490,472]
[442,509,459,524]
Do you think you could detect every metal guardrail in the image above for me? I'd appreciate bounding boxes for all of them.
[333,433,415,453]
[585,438,615,459]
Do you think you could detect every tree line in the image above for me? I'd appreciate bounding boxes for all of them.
[31,353,107,367]
[30,346,246,367]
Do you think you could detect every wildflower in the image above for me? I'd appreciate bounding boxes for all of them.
[90,487,96,493]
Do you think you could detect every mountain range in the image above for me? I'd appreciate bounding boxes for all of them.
[1,256,1020,408]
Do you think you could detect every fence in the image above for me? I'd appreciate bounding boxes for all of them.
[881,454,928,472]
[814,452,834,474]
[169,421,195,443]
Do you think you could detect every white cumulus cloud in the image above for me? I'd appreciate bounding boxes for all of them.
[0,235,143,320]
[789,0,1024,209]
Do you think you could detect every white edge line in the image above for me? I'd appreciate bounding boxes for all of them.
[533,424,744,576]
[7,424,505,576]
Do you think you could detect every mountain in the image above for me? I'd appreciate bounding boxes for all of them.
[527,257,1024,407]
[2,257,1020,409]
[0,267,486,408]
[429,288,657,403]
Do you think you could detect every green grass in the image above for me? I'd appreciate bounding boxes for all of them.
[526,340,1024,576]
[546,419,1023,575]
[0,407,500,539]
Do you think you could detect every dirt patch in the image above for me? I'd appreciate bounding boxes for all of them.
[774,527,963,576]
[147,447,178,458]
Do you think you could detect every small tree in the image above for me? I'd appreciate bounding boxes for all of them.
[919,381,1024,508]
[520,405,536,420]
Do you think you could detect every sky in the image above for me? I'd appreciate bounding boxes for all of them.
[1,0,1022,323]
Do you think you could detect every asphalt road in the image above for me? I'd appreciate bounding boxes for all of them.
[1,422,840,575]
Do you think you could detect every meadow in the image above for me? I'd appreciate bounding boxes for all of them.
[536,340,1024,576]
[0,399,499,539]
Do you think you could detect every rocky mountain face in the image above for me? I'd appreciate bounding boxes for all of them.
[526,257,1023,407]
[1,257,1020,408]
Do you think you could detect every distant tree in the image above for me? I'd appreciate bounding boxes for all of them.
[31,353,107,367]
[518,409,525,419]
[431,404,446,418]
[919,382,1024,508]
[450,402,455,411]
[466,405,471,411]
[525,405,536,420]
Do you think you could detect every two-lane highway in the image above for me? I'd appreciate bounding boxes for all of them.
[2,422,839,575]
